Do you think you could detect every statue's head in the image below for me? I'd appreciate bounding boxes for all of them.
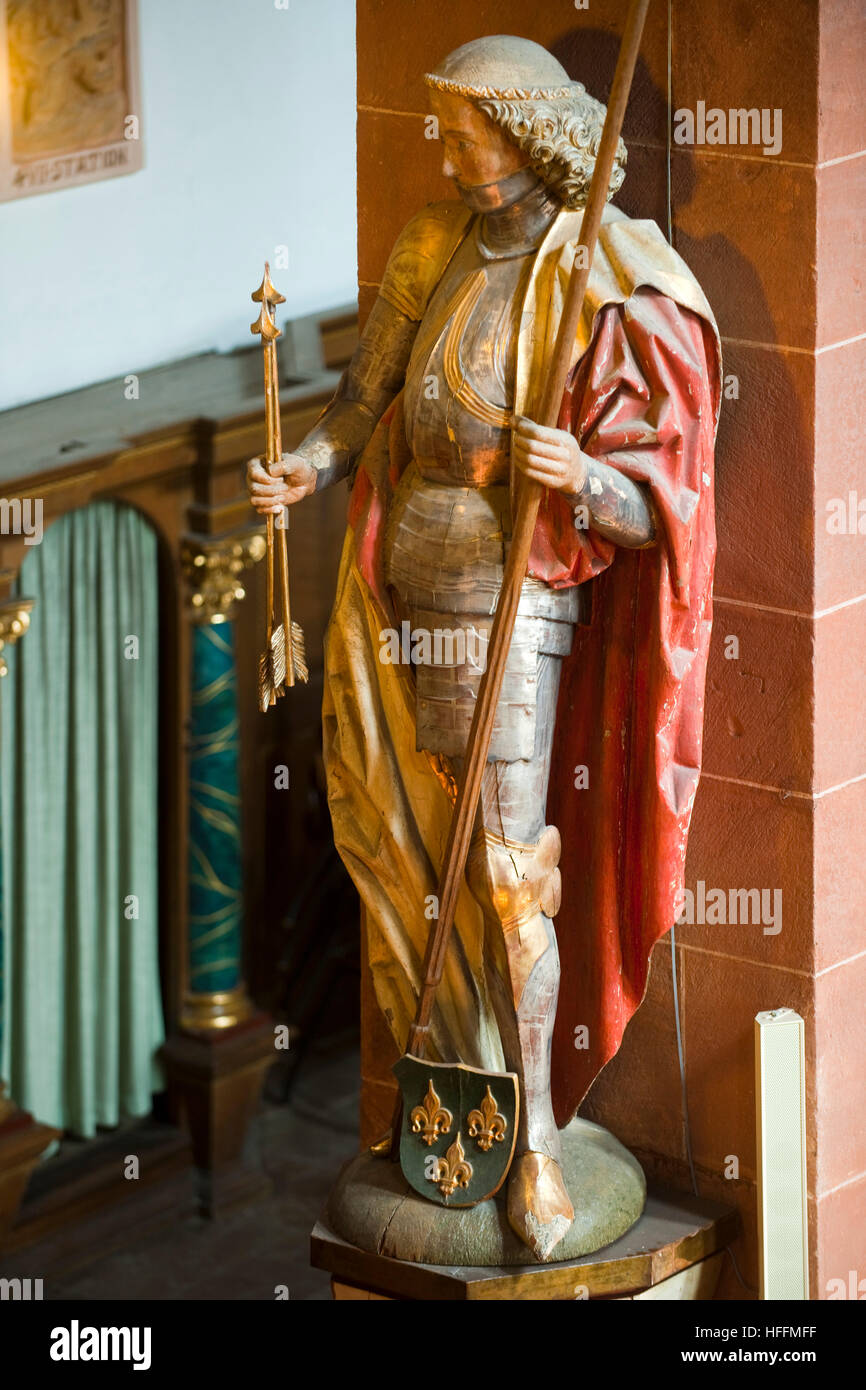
[424,35,626,209]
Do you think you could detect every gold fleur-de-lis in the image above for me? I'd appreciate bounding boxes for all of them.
[409,1079,453,1147]
[467,1085,507,1152]
[429,1133,473,1199]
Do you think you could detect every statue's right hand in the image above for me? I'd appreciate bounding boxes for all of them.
[247,454,317,515]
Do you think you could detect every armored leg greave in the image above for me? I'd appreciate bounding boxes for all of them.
[440,647,574,1260]
[467,821,574,1259]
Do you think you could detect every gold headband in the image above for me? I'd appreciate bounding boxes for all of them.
[423,73,578,101]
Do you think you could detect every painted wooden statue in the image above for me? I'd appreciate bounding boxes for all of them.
[248,35,720,1261]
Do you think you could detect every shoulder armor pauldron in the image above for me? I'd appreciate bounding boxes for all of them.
[379,200,474,322]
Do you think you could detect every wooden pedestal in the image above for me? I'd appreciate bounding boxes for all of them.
[311,1188,738,1301]
[0,1101,61,1248]
[161,1012,275,1217]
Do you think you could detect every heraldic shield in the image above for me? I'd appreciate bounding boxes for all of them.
[393,1055,520,1208]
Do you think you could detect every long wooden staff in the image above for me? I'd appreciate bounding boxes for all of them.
[389,0,650,1154]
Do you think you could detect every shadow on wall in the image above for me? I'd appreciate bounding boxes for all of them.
[553,26,812,1301]
[550,30,812,606]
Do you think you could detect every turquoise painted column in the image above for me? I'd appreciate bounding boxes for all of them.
[188,622,243,991]
[180,533,264,1032]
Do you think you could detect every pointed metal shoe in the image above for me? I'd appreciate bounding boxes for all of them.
[507,1150,574,1261]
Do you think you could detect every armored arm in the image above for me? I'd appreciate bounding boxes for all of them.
[249,200,469,515]
[292,296,418,491]
[531,287,719,551]
[512,416,657,550]
[568,458,657,549]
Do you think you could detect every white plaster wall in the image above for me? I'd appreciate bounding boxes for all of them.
[0,0,357,410]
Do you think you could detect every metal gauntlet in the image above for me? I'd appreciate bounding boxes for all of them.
[569,456,657,549]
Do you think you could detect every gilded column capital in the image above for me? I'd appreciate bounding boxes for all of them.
[181,529,266,625]
[0,598,35,677]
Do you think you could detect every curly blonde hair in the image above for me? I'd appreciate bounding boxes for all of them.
[472,85,627,209]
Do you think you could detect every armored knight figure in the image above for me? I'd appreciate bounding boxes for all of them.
[249,36,720,1261]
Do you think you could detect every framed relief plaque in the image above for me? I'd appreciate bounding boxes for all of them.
[0,0,143,202]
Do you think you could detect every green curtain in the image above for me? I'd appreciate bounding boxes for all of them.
[0,501,164,1137]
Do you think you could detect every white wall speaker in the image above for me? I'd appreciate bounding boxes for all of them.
[755,1008,809,1299]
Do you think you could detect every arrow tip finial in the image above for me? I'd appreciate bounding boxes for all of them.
[251,261,286,308]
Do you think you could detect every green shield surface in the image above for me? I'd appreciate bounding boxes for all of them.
[393,1055,519,1208]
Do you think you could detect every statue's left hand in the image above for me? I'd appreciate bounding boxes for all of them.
[512,417,588,496]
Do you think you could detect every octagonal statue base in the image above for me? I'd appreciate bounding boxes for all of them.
[326,1116,646,1266]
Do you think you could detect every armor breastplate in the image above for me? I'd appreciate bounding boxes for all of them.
[384,186,586,762]
[403,231,533,487]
